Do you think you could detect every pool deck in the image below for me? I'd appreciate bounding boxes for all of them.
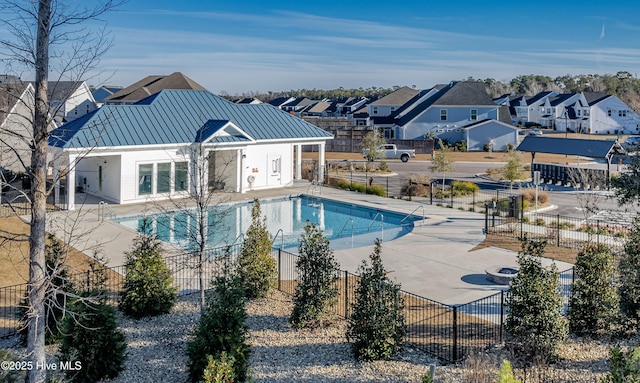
[49,182,572,306]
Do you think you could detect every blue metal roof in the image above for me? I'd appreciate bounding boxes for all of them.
[517,136,624,158]
[49,90,333,149]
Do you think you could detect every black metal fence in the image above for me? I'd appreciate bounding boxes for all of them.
[1,243,574,364]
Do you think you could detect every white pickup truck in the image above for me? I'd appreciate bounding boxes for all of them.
[362,144,416,162]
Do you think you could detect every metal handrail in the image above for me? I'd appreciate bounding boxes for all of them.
[307,180,321,196]
[98,201,116,222]
[401,205,425,226]
[368,212,384,241]
[338,218,355,248]
[272,228,284,249]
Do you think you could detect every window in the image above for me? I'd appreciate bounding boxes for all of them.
[138,164,153,195]
[372,106,378,115]
[577,109,581,116]
[619,110,628,117]
[470,109,478,121]
[272,158,281,173]
[157,162,171,193]
[175,162,188,191]
[440,109,447,121]
[608,110,612,117]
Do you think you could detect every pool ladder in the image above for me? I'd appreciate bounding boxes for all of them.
[307,180,321,196]
[368,212,384,241]
[272,229,284,249]
[338,218,354,248]
[400,205,425,226]
[98,201,116,222]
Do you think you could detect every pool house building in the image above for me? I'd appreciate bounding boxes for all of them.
[48,89,333,210]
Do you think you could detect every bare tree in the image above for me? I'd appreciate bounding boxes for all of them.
[567,167,608,220]
[0,1,120,381]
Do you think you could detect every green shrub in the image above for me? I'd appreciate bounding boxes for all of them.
[188,261,250,383]
[290,223,339,329]
[522,216,530,224]
[454,141,467,152]
[497,360,521,383]
[534,218,546,226]
[237,199,276,299]
[568,243,617,336]
[200,352,235,383]
[19,234,75,344]
[347,239,406,360]
[0,349,25,382]
[505,237,568,364]
[601,346,640,383]
[336,179,351,190]
[59,296,127,383]
[618,217,640,328]
[451,181,479,196]
[120,218,177,319]
[421,373,434,383]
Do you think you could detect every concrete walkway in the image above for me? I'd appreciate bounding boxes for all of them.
[49,182,573,306]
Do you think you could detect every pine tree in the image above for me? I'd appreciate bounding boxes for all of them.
[568,242,617,336]
[119,218,177,319]
[346,239,406,360]
[505,237,568,363]
[237,199,276,299]
[290,223,339,328]
[188,259,250,382]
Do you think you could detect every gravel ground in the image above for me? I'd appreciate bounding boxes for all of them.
[0,291,622,382]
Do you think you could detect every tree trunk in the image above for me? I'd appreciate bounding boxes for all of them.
[27,1,51,382]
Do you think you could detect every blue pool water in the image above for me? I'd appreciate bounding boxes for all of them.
[116,196,420,251]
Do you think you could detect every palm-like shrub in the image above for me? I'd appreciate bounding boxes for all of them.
[290,223,339,328]
[237,199,276,299]
[347,239,406,360]
[568,242,617,336]
[120,219,177,319]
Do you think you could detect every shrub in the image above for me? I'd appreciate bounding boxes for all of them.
[237,199,276,299]
[618,217,640,328]
[401,182,430,197]
[534,218,546,226]
[454,140,467,152]
[200,352,235,383]
[59,296,127,383]
[497,360,521,383]
[19,234,75,344]
[119,219,177,319]
[347,239,406,360]
[505,237,568,364]
[568,243,617,336]
[290,223,339,329]
[451,181,479,196]
[520,186,549,205]
[601,346,640,383]
[188,260,250,382]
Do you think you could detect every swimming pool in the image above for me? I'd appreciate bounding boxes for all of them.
[116,195,420,251]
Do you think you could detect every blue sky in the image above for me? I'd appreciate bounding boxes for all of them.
[90,0,640,94]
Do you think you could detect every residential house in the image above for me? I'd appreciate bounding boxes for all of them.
[92,85,124,106]
[393,82,516,149]
[48,81,98,125]
[48,89,333,210]
[507,91,558,125]
[103,72,206,104]
[280,97,317,114]
[582,92,640,134]
[335,97,368,115]
[268,96,296,109]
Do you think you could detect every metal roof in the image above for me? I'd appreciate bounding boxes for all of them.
[517,136,624,159]
[49,89,333,149]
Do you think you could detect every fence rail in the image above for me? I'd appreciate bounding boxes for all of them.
[1,243,575,364]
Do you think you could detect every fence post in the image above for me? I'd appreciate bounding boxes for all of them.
[597,220,600,246]
[520,195,524,238]
[452,306,458,362]
[344,270,349,318]
[278,248,282,291]
[429,182,432,205]
[450,187,454,207]
[557,214,561,247]
[499,290,504,343]
[484,203,488,234]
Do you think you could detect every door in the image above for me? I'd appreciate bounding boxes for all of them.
[98,165,103,192]
[268,154,281,186]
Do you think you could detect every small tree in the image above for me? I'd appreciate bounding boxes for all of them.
[361,130,386,165]
[430,139,454,193]
[505,237,567,363]
[59,295,127,383]
[237,199,276,299]
[346,239,406,360]
[188,259,250,383]
[290,223,340,328]
[119,218,177,319]
[618,216,640,328]
[503,149,523,191]
[568,242,617,336]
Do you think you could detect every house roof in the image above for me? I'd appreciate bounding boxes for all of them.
[464,118,519,131]
[0,82,30,124]
[369,86,420,106]
[582,92,611,105]
[49,89,333,149]
[47,81,84,102]
[103,72,206,103]
[517,136,624,159]
[432,81,496,106]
